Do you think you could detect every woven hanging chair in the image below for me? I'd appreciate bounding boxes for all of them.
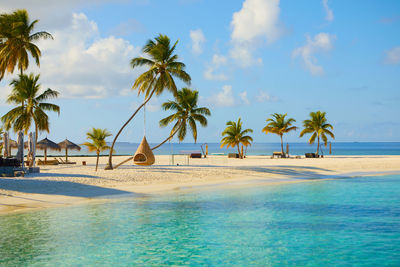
[133,136,155,166]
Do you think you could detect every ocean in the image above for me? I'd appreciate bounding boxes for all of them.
[27,142,400,157]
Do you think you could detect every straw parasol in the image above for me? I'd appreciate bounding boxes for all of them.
[1,139,17,156]
[37,137,61,161]
[58,139,81,162]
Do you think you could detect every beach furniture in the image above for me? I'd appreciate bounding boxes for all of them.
[37,159,59,165]
[305,153,317,158]
[36,138,61,161]
[190,153,202,158]
[58,139,81,163]
[133,136,155,166]
[228,153,239,158]
[56,158,76,164]
[272,151,285,158]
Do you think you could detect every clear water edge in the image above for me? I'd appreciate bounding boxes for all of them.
[1,174,400,266]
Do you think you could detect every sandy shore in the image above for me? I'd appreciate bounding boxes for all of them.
[1,155,400,215]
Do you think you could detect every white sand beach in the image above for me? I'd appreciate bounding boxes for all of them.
[1,155,400,215]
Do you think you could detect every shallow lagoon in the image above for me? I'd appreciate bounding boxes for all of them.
[1,175,400,266]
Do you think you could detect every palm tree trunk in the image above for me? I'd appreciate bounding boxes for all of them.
[105,88,156,170]
[316,136,320,156]
[237,144,241,159]
[151,121,182,151]
[280,135,284,156]
[96,151,99,171]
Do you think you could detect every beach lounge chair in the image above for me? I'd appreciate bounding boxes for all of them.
[271,152,285,158]
[190,153,202,158]
[37,159,59,165]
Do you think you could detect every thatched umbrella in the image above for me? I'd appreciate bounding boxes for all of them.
[37,138,61,161]
[58,139,81,162]
[1,139,17,156]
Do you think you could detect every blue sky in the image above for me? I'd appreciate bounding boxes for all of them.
[0,0,399,144]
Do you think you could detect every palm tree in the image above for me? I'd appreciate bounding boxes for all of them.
[221,118,253,159]
[299,111,335,156]
[152,88,211,150]
[106,34,191,169]
[0,9,53,79]
[1,73,60,148]
[262,113,297,156]
[82,128,112,171]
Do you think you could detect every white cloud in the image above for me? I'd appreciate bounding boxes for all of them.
[204,67,228,81]
[204,54,229,81]
[190,29,206,55]
[231,0,282,43]
[229,0,282,67]
[230,44,263,67]
[212,54,227,65]
[384,47,400,64]
[4,13,142,99]
[292,33,336,75]
[239,91,250,105]
[209,85,236,107]
[322,0,334,22]
[0,0,134,30]
[255,90,278,102]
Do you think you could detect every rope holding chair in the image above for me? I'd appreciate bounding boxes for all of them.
[133,105,155,166]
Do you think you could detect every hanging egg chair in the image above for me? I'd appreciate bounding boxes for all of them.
[133,136,155,166]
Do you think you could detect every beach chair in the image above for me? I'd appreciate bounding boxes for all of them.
[37,159,59,165]
[56,157,76,164]
[190,153,202,158]
[272,152,284,158]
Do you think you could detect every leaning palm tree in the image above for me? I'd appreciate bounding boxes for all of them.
[82,128,112,171]
[1,73,60,148]
[0,9,53,80]
[262,113,297,156]
[221,118,253,159]
[106,34,191,169]
[152,88,211,150]
[299,111,334,156]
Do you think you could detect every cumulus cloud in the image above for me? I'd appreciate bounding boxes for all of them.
[0,0,134,30]
[190,29,206,55]
[255,90,279,102]
[212,54,227,65]
[204,68,228,81]
[239,91,250,105]
[204,54,228,81]
[206,86,251,107]
[209,85,236,107]
[0,13,142,99]
[292,33,336,75]
[384,47,400,64]
[322,0,334,22]
[230,0,282,67]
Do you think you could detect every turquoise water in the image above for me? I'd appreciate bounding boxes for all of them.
[1,175,400,266]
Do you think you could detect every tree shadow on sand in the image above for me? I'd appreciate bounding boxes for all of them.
[0,179,137,198]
